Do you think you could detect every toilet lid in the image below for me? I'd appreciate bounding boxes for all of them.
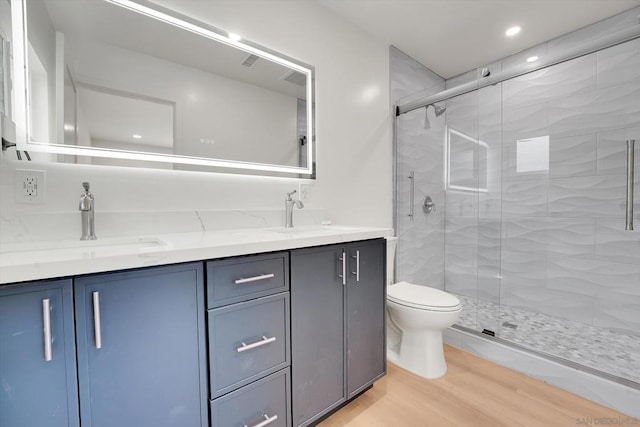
[387,281,461,311]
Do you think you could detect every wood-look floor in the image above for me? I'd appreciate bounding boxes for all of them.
[320,345,633,427]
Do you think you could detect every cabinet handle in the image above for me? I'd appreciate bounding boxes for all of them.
[236,335,277,353]
[244,414,278,427]
[92,291,102,349]
[338,251,346,286]
[351,250,360,282]
[234,273,275,285]
[42,299,53,362]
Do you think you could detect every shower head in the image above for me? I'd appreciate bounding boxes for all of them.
[433,104,446,117]
[423,104,446,129]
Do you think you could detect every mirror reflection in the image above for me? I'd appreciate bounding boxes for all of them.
[18,0,314,175]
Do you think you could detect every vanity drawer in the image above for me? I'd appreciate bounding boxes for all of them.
[210,368,291,427]
[206,252,289,308]
[209,292,290,398]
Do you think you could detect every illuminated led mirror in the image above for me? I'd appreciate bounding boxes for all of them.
[11,0,315,176]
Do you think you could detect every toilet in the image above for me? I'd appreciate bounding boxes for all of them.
[385,237,462,379]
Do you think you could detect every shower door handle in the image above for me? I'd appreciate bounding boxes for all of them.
[626,140,635,231]
[408,171,415,221]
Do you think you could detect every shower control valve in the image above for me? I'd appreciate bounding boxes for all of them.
[423,196,436,214]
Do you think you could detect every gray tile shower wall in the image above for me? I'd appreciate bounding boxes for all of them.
[495,33,640,334]
[391,46,447,290]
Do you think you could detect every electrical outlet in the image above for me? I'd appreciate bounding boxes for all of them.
[298,183,313,202]
[15,169,46,203]
[24,176,37,197]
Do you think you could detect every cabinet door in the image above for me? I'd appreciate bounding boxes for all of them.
[0,280,79,427]
[74,263,207,427]
[291,245,345,427]
[346,239,386,398]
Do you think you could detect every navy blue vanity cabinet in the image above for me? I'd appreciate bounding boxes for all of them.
[208,292,290,398]
[290,244,346,426]
[210,367,291,427]
[207,252,291,427]
[74,263,208,427]
[0,280,79,427]
[345,239,386,398]
[290,239,386,426]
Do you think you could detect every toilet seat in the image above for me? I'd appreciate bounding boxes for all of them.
[388,281,461,312]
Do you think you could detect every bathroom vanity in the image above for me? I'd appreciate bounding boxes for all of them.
[0,226,390,427]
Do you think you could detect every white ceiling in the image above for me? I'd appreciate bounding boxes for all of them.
[317,0,640,79]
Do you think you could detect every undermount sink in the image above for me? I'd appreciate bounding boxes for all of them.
[267,225,361,234]
[0,236,168,265]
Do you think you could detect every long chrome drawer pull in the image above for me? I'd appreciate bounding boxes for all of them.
[236,336,277,353]
[234,273,275,285]
[244,414,278,427]
[338,252,346,286]
[351,250,360,282]
[93,291,102,349]
[42,299,53,362]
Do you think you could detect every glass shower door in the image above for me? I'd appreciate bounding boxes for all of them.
[494,39,640,382]
[443,83,503,335]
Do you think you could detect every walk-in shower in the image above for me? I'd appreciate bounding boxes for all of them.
[392,7,640,396]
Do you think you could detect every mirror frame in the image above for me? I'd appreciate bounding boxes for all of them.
[11,0,315,176]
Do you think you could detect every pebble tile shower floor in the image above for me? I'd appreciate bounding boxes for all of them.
[454,294,640,385]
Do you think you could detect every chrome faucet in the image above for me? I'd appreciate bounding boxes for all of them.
[285,190,304,228]
[79,182,97,240]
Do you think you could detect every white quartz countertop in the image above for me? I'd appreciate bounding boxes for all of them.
[0,225,393,284]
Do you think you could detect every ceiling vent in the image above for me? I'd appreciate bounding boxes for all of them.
[282,70,307,86]
[241,53,260,67]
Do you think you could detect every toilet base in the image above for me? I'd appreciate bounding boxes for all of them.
[395,329,447,379]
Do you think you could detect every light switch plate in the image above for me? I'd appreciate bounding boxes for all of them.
[15,169,46,203]
[298,183,313,202]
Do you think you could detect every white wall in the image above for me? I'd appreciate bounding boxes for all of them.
[0,0,391,236]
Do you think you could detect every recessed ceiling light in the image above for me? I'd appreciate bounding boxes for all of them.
[132,134,142,139]
[228,33,242,41]
[526,56,539,63]
[505,26,521,37]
